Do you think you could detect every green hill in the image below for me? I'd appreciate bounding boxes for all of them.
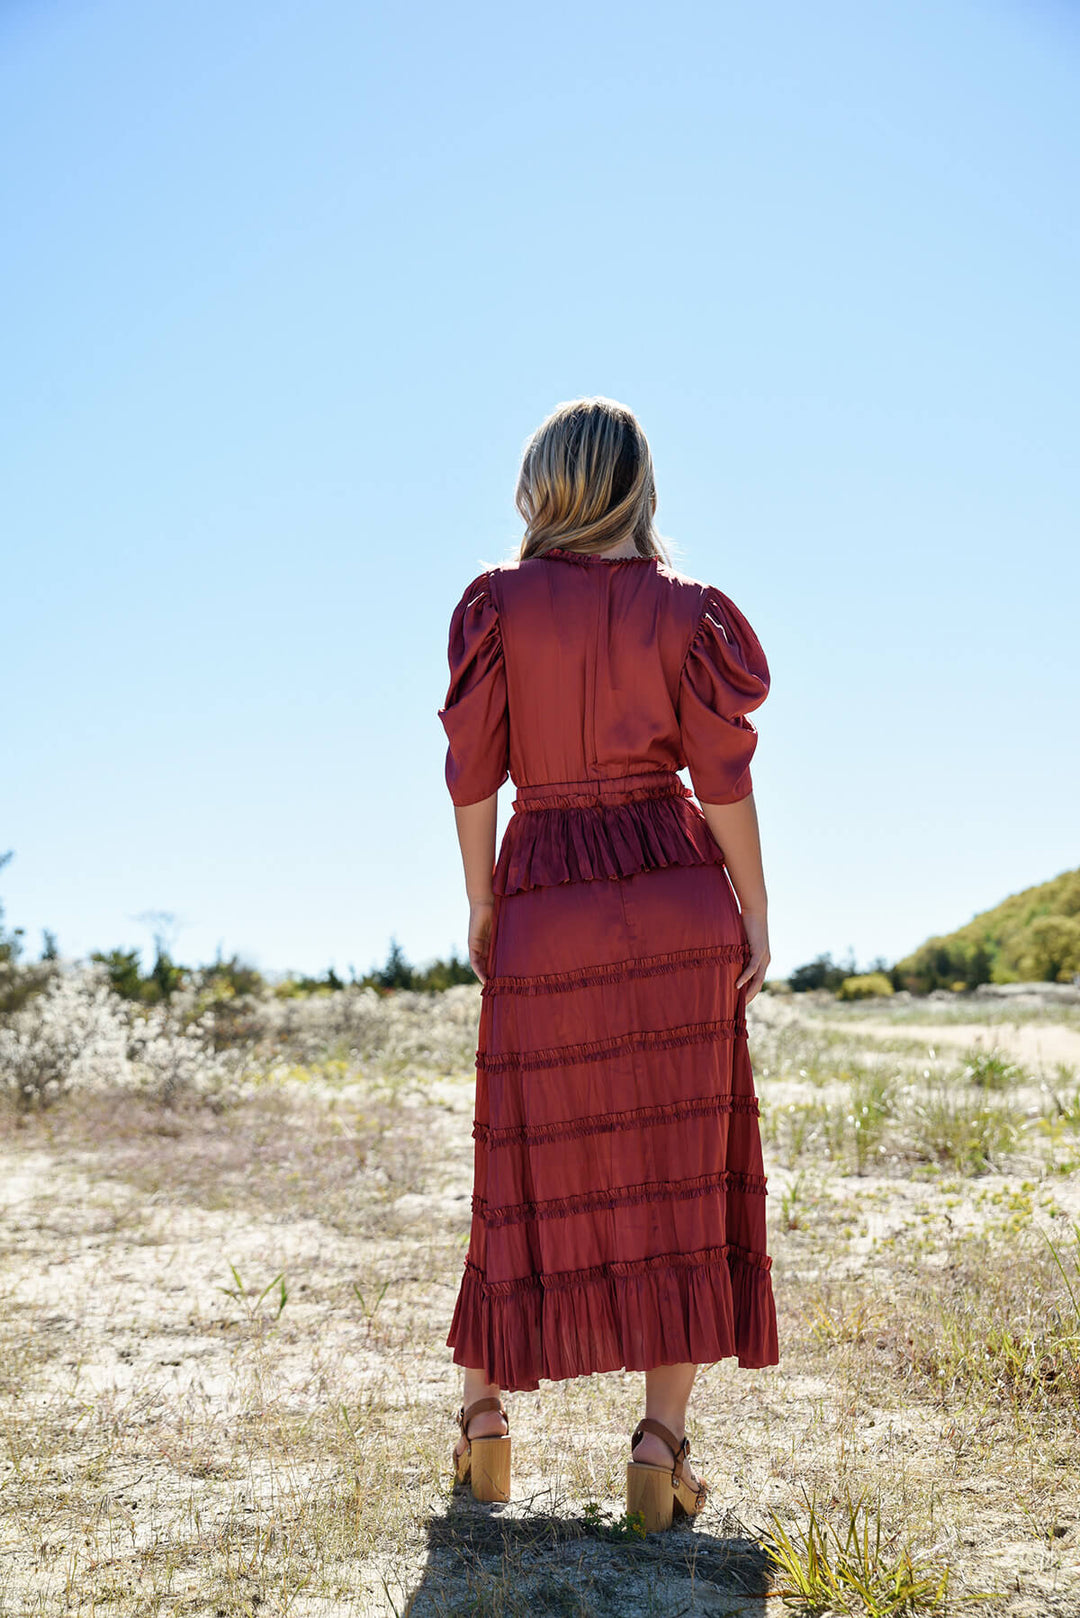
[893,866,1080,993]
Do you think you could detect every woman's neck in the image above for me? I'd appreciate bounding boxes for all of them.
[596,536,643,559]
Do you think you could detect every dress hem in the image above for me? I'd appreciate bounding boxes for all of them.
[446,1244,779,1392]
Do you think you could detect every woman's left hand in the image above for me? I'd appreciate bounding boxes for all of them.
[468,899,494,984]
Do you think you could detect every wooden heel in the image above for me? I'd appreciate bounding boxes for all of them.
[626,1462,674,1534]
[468,1436,511,1502]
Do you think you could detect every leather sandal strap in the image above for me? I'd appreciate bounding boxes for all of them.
[631,1417,695,1489]
[631,1417,688,1466]
[458,1395,509,1436]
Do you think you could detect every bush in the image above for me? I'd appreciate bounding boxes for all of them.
[0,962,247,1109]
[837,972,895,1001]
[788,953,851,993]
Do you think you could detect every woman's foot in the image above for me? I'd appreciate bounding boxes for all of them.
[631,1426,701,1490]
[453,1402,509,1467]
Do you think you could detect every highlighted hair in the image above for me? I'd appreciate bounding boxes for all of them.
[516,397,670,562]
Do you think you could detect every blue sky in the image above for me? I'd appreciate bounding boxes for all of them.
[2,0,1077,982]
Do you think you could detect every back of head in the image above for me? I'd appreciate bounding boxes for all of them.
[516,397,670,563]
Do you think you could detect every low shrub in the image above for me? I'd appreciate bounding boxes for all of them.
[837,972,895,1001]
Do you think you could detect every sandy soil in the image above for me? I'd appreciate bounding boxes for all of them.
[1,1005,1079,1615]
[826,1018,1080,1071]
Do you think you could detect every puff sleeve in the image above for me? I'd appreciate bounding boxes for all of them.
[437,571,510,806]
[677,588,771,805]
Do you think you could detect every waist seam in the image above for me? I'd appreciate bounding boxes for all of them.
[512,769,691,813]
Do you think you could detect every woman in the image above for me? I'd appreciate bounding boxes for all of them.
[438,397,778,1532]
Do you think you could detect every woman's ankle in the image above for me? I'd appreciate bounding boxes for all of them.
[642,1409,687,1442]
[458,1369,506,1438]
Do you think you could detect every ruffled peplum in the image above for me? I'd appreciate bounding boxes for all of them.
[446,1243,778,1392]
[493,769,727,897]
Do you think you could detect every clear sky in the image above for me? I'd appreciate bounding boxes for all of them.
[2,0,1077,983]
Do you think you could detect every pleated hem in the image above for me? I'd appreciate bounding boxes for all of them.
[446,1245,780,1392]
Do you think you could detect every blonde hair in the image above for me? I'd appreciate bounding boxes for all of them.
[515,397,670,562]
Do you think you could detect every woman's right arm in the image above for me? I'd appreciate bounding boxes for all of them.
[699,791,770,1001]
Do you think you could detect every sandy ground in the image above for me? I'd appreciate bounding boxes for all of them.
[830,1018,1080,1072]
[1,1002,1079,1615]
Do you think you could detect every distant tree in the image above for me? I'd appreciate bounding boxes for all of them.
[1010,916,1080,984]
[374,938,416,991]
[290,964,346,994]
[146,944,186,1003]
[201,950,265,999]
[41,928,59,961]
[0,851,56,1014]
[415,947,477,991]
[788,953,849,993]
[0,851,23,972]
[91,948,144,1001]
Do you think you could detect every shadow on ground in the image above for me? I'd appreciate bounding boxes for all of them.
[401,1488,776,1616]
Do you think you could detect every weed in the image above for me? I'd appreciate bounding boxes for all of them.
[908,1085,1019,1174]
[218,1263,288,1320]
[781,1168,811,1231]
[760,1484,981,1615]
[353,1277,391,1321]
[581,1499,647,1541]
[961,1047,1027,1090]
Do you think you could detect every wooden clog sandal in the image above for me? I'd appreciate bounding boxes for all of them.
[626,1417,709,1533]
[453,1396,511,1502]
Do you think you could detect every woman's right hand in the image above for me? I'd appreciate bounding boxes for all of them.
[735,910,770,1003]
[467,899,495,985]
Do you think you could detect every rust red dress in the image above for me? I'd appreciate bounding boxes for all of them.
[438,545,779,1393]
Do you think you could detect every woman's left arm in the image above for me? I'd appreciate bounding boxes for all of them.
[454,794,498,982]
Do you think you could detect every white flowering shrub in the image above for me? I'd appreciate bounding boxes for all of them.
[0,956,484,1109]
[125,1006,246,1103]
[0,961,130,1106]
[0,961,249,1108]
[244,983,481,1075]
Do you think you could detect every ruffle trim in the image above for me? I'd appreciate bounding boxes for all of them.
[493,794,727,897]
[446,1244,779,1389]
[482,942,748,998]
[476,1016,746,1075]
[542,546,659,566]
[463,1241,772,1298]
[473,1166,768,1227]
[474,1091,760,1148]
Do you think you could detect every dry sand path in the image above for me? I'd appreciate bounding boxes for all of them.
[828,1017,1080,1072]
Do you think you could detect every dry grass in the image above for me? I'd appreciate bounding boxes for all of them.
[1,995,1079,1615]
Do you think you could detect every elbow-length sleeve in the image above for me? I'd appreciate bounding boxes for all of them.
[677,587,771,805]
[437,571,510,806]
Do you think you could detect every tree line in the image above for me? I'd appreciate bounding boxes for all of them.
[3,849,1077,1009]
[0,851,475,1007]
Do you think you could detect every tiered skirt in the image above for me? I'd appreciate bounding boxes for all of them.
[446,769,779,1392]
